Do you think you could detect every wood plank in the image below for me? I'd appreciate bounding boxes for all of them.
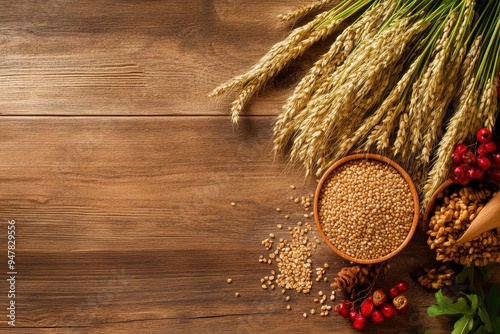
[0,0,334,116]
[0,116,479,332]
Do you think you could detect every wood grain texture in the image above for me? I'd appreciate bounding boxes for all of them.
[0,1,496,333]
[0,0,331,116]
[0,117,487,333]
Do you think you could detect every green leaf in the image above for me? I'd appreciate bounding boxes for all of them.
[424,329,431,334]
[466,293,478,313]
[486,284,500,333]
[428,291,473,317]
[451,314,473,334]
[479,266,491,282]
[435,289,454,306]
[428,304,447,317]
[478,306,493,332]
[486,284,500,316]
[455,266,473,284]
[475,325,490,334]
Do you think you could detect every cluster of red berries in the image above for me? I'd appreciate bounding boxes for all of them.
[451,128,500,185]
[335,281,409,330]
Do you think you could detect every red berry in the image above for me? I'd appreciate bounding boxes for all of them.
[360,298,374,317]
[477,128,493,143]
[477,157,492,171]
[477,144,488,157]
[335,302,350,318]
[492,152,500,164]
[353,314,366,331]
[349,309,359,322]
[451,165,467,183]
[452,152,463,165]
[458,175,471,185]
[489,169,500,180]
[371,309,385,324]
[467,167,484,180]
[389,287,399,298]
[341,300,352,308]
[462,151,476,165]
[453,143,468,156]
[372,288,387,307]
[395,280,408,292]
[380,303,396,319]
[484,141,497,153]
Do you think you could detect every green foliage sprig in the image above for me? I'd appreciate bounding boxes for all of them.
[427,266,500,334]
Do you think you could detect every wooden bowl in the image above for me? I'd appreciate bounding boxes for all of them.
[422,179,500,232]
[422,179,455,230]
[313,154,420,264]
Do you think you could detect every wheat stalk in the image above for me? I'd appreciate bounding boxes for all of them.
[278,0,336,22]
[290,18,423,174]
[335,54,423,160]
[422,36,482,208]
[274,1,393,154]
[210,11,341,123]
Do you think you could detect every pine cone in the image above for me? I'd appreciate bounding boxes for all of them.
[330,266,360,293]
[331,263,390,293]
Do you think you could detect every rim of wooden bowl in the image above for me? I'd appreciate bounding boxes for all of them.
[313,153,420,264]
[422,179,500,231]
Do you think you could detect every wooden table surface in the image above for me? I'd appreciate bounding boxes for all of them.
[1,1,498,333]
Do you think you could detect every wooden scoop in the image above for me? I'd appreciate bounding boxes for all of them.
[456,191,500,244]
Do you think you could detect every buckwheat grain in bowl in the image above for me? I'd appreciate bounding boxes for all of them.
[314,154,419,264]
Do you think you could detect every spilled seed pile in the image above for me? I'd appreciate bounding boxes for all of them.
[230,187,340,318]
